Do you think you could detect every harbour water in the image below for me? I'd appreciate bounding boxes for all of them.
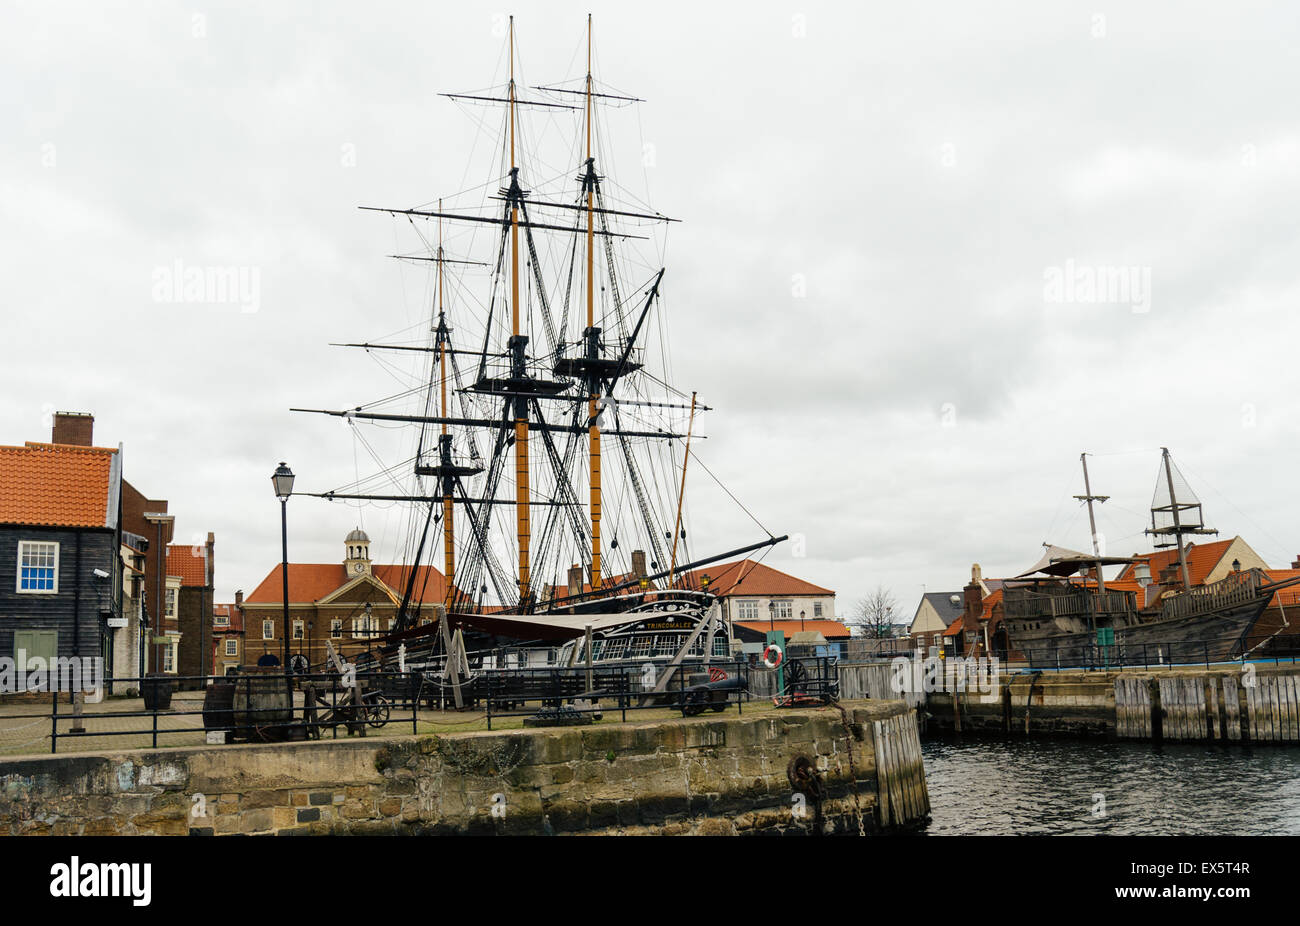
[920,737,1300,835]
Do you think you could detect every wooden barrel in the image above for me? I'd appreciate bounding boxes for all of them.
[142,673,173,711]
[202,679,236,731]
[232,667,293,738]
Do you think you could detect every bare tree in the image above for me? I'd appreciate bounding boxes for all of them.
[850,585,898,638]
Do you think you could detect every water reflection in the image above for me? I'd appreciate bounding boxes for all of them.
[920,737,1300,835]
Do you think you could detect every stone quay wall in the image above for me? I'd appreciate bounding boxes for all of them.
[0,700,929,836]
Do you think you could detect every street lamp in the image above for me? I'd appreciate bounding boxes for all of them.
[272,462,294,668]
[800,609,806,632]
[768,600,775,632]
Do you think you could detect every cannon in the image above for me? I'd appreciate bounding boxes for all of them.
[678,665,748,717]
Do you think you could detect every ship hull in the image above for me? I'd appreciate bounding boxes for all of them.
[1009,596,1271,669]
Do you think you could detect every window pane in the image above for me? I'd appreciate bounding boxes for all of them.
[19,542,57,592]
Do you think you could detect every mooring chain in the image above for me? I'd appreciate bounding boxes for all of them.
[833,703,867,837]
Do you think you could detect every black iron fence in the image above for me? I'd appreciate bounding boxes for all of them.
[0,654,846,755]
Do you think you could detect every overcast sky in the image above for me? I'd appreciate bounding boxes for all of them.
[3,1,1299,618]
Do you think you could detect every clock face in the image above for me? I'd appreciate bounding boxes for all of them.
[354,564,363,574]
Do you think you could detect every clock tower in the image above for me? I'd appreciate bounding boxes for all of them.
[344,528,372,577]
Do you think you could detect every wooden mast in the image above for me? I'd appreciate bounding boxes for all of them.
[438,201,455,608]
[1161,447,1192,589]
[508,15,531,606]
[586,13,603,592]
[1076,452,1108,593]
[666,391,698,588]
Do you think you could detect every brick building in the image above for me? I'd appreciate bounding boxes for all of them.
[166,535,215,685]
[241,529,446,668]
[212,596,246,677]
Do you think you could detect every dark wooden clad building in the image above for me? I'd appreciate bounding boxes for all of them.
[0,437,123,686]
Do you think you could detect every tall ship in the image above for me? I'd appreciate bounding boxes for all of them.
[292,18,783,685]
[1000,449,1300,668]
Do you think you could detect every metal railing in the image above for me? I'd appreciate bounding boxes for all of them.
[0,654,848,754]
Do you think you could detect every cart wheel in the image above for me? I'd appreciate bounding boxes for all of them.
[709,701,727,713]
[366,695,391,728]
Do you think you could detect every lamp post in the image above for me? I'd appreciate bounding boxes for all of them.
[800,609,806,633]
[768,600,775,632]
[272,462,295,669]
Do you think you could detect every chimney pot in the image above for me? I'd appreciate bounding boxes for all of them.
[631,550,647,579]
[567,565,583,596]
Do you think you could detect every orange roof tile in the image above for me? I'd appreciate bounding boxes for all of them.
[166,544,209,587]
[944,588,1002,636]
[1116,539,1237,586]
[0,442,118,528]
[245,563,447,605]
[676,559,834,597]
[735,620,851,640]
[1263,568,1300,608]
[213,604,244,632]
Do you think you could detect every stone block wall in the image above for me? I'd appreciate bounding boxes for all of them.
[0,700,928,836]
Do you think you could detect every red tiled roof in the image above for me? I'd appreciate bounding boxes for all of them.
[735,620,851,640]
[0,442,117,528]
[213,604,244,633]
[245,563,447,605]
[1264,569,1300,608]
[166,544,209,587]
[1116,539,1237,587]
[676,559,834,597]
[944,588,1003,636]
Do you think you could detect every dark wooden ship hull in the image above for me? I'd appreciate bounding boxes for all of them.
[1007,595,1272,668]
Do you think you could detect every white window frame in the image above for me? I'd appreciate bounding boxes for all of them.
[736,599,759,620]
[164,585,178,620]
[214,614,229,627]
[16,540,59,594]
[813,601,824,618]
[262,620,274,640]
[224,638,238,656]
[161,638,177,673]
[772,599,794,620]
[293,620,304,640]
[330,619,342,639]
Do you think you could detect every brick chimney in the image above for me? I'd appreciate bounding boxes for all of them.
[567,565,583,596]
[1292,556,1300,570]
[234,590,244,608]
[52,411,94,446]
[631,550,647,579]
[963,564,984,629]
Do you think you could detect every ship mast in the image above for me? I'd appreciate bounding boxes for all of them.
[1074,452,1108,593]
[437,203,455,607]
[585,14,603,593]
[1146,447,1217,590]
[1162,448,1191,588]
[508,15,532,606]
